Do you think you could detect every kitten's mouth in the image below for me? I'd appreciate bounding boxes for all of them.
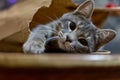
[64,38,89,53]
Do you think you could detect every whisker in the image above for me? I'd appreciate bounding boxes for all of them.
[54,15,59,20]
[46,36,59,44]
[37,29,59,35]
[45,15,55,22]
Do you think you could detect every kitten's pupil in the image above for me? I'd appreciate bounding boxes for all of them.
[78,39,88,46]
[69,21,76,30]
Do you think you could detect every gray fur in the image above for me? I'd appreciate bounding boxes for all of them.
[23,0,116,54]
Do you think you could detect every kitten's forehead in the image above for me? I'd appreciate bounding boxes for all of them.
[62,13,76,18]
[60,12,89,24]
[60,13,81,21]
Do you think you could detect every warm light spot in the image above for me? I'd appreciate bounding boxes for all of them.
[84,55,110,61]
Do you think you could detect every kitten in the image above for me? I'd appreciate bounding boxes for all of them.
[23,0,116,54]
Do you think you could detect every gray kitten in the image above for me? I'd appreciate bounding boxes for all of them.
[23,0,116,54]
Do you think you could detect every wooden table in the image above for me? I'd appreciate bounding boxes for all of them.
[0,53,120,80]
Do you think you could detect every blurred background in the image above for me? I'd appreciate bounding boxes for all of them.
[0,0,21,10]
[0,0,120,53]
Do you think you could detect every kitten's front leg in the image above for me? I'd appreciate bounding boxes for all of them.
[23,33,46,54]
[23,23,59,54]
[23,39,45,54]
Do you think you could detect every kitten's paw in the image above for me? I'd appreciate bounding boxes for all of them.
[23,41,45,54]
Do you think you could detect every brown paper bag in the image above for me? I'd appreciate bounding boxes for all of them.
[0,0,52,52]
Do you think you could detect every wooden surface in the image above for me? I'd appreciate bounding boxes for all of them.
[0,53,120,80]
[0,53,119,68]
[0,67,120,80]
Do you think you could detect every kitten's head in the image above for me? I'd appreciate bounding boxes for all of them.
[55,0,116,53]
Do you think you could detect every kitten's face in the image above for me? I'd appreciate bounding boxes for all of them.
[55,0,116,53]
[57,13,96,53]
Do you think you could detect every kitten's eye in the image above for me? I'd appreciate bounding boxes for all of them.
[69,21,76,30]
[78,38,88,46]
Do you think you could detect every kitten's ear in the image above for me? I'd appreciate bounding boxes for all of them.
[96,29,116,49]
[73,0,94,19]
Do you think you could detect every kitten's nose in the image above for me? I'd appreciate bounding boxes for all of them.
[66,36,72,42]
